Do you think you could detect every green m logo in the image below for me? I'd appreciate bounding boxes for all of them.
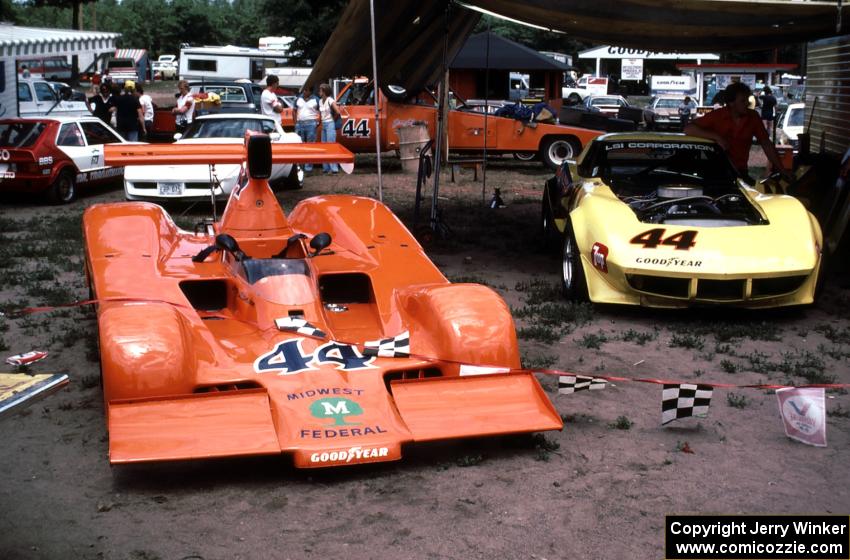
[310,398,363,426]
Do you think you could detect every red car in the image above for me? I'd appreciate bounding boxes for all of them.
[0,116,128,204]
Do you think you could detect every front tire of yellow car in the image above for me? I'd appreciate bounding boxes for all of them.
[561,222,588,301]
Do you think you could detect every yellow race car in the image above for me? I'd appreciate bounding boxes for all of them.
[540,133,822,308]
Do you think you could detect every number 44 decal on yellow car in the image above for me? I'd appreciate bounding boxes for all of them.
[630,228,698,250]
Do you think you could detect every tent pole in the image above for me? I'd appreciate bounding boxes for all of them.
[369,0,383,201]
[430,2,451,232]
[482,21,490,204]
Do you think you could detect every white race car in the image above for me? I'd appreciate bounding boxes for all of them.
[123,114,304,201]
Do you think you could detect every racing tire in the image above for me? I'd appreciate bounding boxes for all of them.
[561,221,589,302]
[541,136,580,171]
[281,165,305,190]
[540,186,560,252]
[514,152,537,162]
[381,85,409,102]
[48,169,76,204]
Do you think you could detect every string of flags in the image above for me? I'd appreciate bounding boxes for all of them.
[4,297,842,447]
[552,371,830,447]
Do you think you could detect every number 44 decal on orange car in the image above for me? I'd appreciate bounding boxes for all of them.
[341,119,371,138]
[630,228,698,250]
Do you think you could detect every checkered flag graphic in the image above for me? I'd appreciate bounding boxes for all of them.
[363,331,410,358]
[558,375,607,394]
[274,317,327,339]
[662,383,713,425]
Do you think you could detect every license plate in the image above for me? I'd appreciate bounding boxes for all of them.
[157,182,184,196]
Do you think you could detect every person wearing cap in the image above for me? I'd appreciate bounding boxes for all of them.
[110,80,145,141]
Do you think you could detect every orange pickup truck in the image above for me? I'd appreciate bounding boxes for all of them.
[285,83,602,169]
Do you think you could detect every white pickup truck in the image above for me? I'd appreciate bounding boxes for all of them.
[17,79,90,118]
[562,75,609,104]
[152,55,178,80]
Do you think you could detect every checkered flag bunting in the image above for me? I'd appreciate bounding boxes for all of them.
[274,317,327,339]
[662,383,713,425]
[363,331,410,358]
[558,375,607,394]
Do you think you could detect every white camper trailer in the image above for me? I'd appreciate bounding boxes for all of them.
[178,45,293,81]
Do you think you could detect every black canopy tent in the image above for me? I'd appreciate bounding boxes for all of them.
[306,0,848,231]
[450,31,573,71]
[308,0,848,95]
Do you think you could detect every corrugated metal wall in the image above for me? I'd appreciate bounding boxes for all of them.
[806,35,850,156]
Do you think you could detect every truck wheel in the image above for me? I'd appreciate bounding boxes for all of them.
[282,165,305,190]
[541,136,580,171]
[514,152,537,161]
[48,169,76,204]
[561,221,589,302]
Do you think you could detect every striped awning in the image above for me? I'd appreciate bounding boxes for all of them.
[0,24,121,58]
[114,49,146,61]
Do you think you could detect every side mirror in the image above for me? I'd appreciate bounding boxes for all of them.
[173,133,183,141]
[269,132,281,141]
[246,134,272,179]
[309,232,332,256]
[59,86,73,101]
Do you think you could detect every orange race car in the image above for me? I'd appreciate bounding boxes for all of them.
[84,135,562,468]
[282,81,603,169]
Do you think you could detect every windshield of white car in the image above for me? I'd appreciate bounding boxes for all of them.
[655,99,680,109]
[0,122,47,147]
[582,141,739,193]
[786,107,804,127]
[182,119,276,139]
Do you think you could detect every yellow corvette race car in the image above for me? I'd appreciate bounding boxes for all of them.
[540,133,822,308]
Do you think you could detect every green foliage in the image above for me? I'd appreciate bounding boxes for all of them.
[578,331,607,349]
[720,359,738,373]
[608,416,633,430]
[619,329,656,345]
[669,333,705,351]
[13,0,276,56]
[726,393,750,409]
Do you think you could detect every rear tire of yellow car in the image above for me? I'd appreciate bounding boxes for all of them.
[49,169,76,204]
[541,136,580,171]
[561,222,588,301]
[540,186,560,252]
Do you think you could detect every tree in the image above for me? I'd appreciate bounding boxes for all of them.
[262,0,347,64]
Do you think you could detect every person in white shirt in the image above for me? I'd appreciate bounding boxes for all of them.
[318,83,341,174]
[172,80,195,133]
[136,84,154,141]
[295,85,320,171]
[261,75,284,126]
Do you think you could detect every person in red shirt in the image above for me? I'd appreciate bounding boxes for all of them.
[685,81,791,185]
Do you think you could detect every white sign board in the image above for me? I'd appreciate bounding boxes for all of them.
[650,75,694,94]
[776,387,826,447]
[621,58,643,81]
[579,46,720,61]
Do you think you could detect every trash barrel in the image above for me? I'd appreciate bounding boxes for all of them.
[397,123,430,174]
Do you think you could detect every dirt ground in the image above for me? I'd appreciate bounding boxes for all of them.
[1,155,848,560]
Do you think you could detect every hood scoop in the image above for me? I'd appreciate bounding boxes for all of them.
[657,185,703,199]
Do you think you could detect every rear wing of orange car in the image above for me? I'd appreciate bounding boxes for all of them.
[103,142,354,171]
